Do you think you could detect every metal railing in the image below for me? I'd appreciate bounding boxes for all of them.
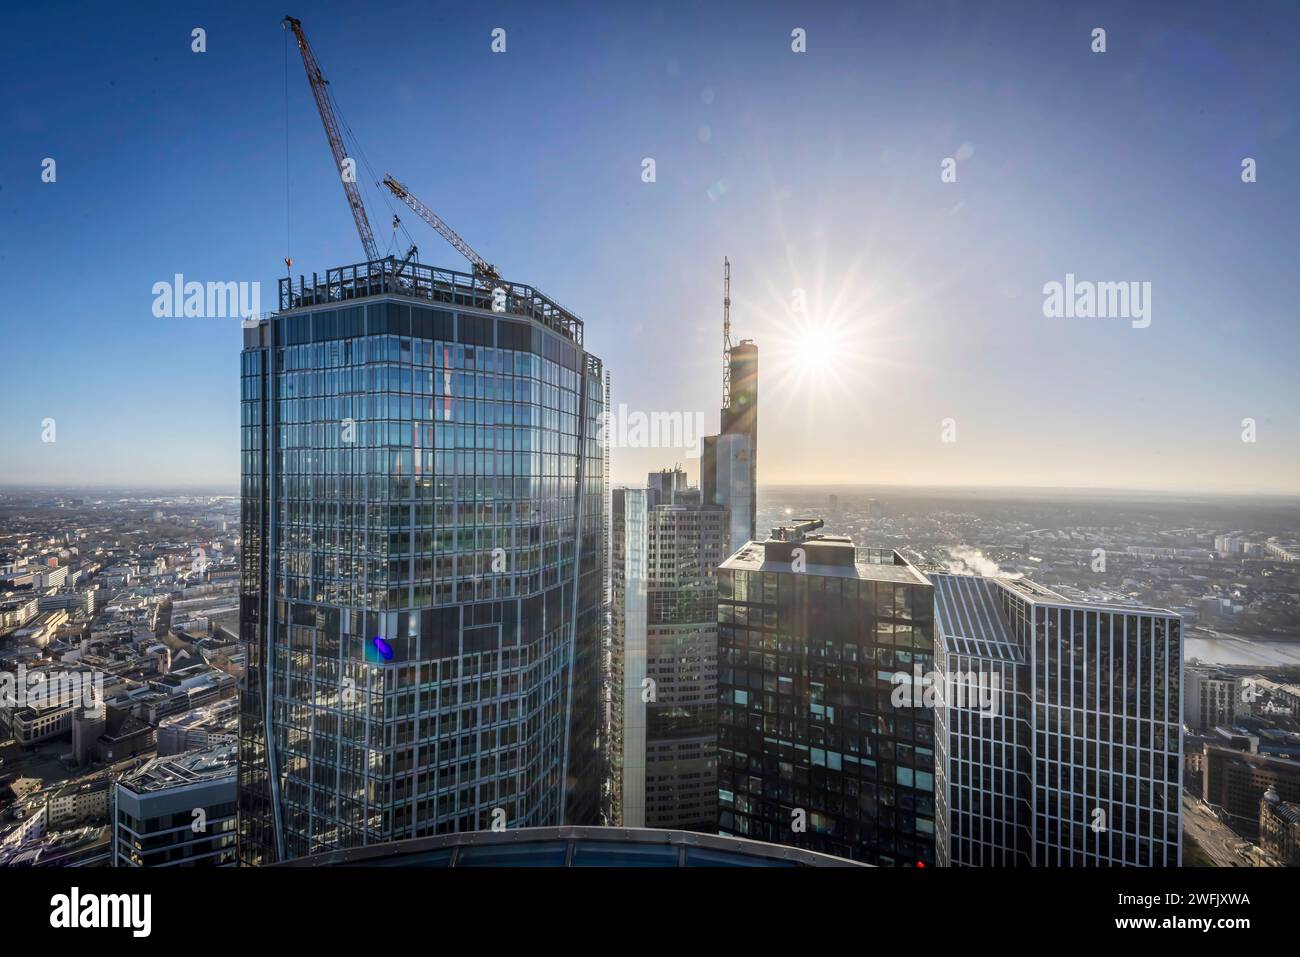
[276,256,584,345]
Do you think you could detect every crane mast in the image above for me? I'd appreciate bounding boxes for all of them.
[381,174,501,285]
[283,15,379,263]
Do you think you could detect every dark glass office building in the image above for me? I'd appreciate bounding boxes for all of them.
[716,524,937,866]
[239,259,605,863]
[931,573,1183,867]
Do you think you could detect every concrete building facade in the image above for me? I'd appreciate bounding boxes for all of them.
[610,478,727,830]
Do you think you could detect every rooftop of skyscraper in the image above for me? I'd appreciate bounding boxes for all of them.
[928,572,1024,661]
[720,531,930,585]
[996,575,1178,615]
[116,741,236,795]
[272,255,585,346]
[929,570,1181,663]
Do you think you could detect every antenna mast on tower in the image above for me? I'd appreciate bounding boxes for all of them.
[721,257,732,408]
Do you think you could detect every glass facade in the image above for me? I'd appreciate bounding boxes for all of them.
[609,488,648,826]
[115,799,238,867]
[716,546,937,866]
[932,573,1183,867]
[610,490,727,831]
[1028,600,1182,866]
[931,574,1032,867]
[238,290,604,863]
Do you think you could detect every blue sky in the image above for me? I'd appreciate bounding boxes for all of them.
[2,0,1297,492]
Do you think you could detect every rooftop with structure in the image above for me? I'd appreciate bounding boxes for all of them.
[719,519,930,585]
[116,741,235,795]
[273,256,586,346]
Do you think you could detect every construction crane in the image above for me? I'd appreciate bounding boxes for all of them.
[392,240,420,283]
[721,256,732,408]
[382,174,502,285]
[283,15,379,263]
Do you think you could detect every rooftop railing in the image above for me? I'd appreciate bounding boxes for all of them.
[276,256,584,346]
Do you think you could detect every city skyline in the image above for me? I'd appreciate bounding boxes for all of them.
[4,0,1300,931]
[3,1,1298,495]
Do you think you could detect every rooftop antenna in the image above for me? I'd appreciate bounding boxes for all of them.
[721,256,732,409]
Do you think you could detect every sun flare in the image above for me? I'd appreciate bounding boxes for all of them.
[794,327,836,373]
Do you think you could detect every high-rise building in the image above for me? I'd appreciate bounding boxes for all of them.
[928,574,1031,866]
[646,467,689,505]
[716,522,938,865]
[703,433,754,557]
[609,479,728,830]
[703,340,758,556]
[930,573,1183,867]
[1183,666,1237,731]
[238,259,606,863]
[113,742,237,867]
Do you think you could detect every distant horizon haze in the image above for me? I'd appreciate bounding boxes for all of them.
[3,479,1299,504]
[2,2,1296,495]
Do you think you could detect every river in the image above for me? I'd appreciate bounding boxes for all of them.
[1184,631,1300,668]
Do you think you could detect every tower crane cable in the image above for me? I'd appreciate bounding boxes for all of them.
[328,98,416,260]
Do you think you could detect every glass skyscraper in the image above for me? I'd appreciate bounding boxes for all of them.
[716,525,937,866]
[702,340,757,556]
[238,259,605,863]
[931,573,1183,867]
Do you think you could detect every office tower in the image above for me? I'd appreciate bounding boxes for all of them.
[703,433,754,557]
[716,521,937,866]
[929,574,1032,866]
[1183,666,1236,731]
[721,340,758,438]
[609,481,728,830]
[703,341,758,556]
[238,259,606,863]
[610,488,649,828]
[702,263,756,559]
[930,573,1183,867]
[647,466,689,505]
[113,742,238,867]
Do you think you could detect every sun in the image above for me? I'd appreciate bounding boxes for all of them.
[766,306,863,402]
[793,327,836,373]
[735,238,937,422]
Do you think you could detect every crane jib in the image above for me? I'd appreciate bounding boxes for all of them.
[284,15,379,263]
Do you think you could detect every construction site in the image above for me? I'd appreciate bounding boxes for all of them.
[275,15,586,347]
